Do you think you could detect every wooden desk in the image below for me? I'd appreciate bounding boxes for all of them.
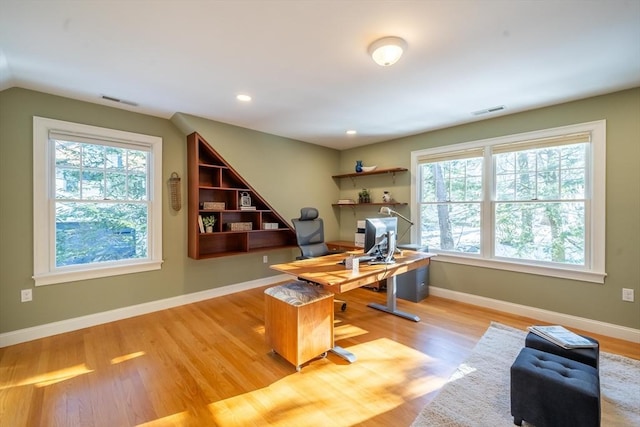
[326,240,361,252]
[270,250,434,322]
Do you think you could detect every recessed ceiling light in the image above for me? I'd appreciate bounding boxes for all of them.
[346,130,357,135]
[236,94,252,102]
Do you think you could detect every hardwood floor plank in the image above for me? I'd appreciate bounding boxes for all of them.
[1,286,638,426]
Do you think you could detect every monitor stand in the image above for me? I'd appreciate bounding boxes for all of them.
[369,230,396,265]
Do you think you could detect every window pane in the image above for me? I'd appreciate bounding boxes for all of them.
[106,172,128,199]
[496,173,514,201]
[82,144,105,168]
[537,148,559,172]
[420,163,436,202]
[105,146,126,170]
[515,173,535,200]
[128,150,147,173]
[561,169,585,199]
[82,171,105,200]
[495,202,585,265]
[419,203,481,253]
[562,144,585,168]
[537,171,560,199]
[55,140,81,167]
[495,152,515,174]
[128,173,147,200]
[55,201,148,267]
[420,157,483,203]
[55,168,81,199]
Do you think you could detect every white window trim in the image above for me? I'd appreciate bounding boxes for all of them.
[410,120,606,284]
[33,117,163,286]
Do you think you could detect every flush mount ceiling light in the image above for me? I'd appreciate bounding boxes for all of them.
[236,94,252,102]
[368,36,407,66]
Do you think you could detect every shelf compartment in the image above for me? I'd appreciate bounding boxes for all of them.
[198,232,247,255]
[198,165,222,187]
[221,169,247,189]
[199,188,238,210]
[248,229,297,250]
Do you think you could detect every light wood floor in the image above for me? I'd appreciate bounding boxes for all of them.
[1,285,638,427]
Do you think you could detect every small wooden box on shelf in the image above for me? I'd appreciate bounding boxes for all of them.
[187,132,297,259]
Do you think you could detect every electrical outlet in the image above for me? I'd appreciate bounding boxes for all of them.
[263,255,268,264]
[21,289,33,302]
[622,288,634,302]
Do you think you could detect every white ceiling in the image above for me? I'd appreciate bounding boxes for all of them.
[1,0,639,150]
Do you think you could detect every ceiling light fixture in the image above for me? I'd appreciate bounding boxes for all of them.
[368,36,407,66]
[236,94,252,102]
[346,130,357,135]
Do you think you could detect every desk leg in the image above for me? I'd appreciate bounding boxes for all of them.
[367,275,420,322]
[330,346,357,363]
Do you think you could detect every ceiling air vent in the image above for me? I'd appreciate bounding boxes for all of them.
[101,95,138,107]
[472,105,506,116]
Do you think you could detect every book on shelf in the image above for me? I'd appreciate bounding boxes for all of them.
[240,206,256,210]
[528,325,598,349]
[337,199,356,204]
[198,215,205,233]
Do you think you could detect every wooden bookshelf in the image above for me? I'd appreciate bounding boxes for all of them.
[186,132,297,259]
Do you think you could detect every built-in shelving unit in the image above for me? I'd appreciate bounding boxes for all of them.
[332,167,409,212]
[331,202,408,208]
[187,132,296,259]
[331,167,407,179]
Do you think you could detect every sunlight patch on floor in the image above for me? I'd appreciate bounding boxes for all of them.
[135,411,189,426]
[111,351,145,365]
[1,363,95,389]
[333,323,369,341]
[206,337,446,426]
[447,362,477,382]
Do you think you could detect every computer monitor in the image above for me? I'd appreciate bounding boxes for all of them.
[364,217,398,263]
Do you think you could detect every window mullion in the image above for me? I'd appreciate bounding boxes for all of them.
[484,148,494,258]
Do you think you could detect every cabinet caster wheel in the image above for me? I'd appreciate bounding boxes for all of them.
[296,366,301,372]
[320,351,328,358]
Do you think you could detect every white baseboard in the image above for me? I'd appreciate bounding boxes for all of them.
[2,278,638,347]
[0,275,290,348]
[429,286,640,343]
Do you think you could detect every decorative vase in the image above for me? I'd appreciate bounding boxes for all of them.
[355,160,363,173]
[382,191,392,203]
[205,226,213,233]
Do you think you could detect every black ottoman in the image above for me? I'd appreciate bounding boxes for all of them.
[511,347,600,427]
[526,331,599,369]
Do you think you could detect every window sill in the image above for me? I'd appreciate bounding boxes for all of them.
[430,253,606,284]
[34,260,163,286]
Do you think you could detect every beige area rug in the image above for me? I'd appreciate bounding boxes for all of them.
[411,322,640,427]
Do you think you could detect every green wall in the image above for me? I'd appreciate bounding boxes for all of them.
[337,88,640,329]
[0,88,340,334]
[1,87,638,336]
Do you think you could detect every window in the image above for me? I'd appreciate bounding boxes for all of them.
[33,117,163,286]
[411,121,606,283]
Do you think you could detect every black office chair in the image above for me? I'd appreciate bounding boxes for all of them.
[292,207,347,311]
